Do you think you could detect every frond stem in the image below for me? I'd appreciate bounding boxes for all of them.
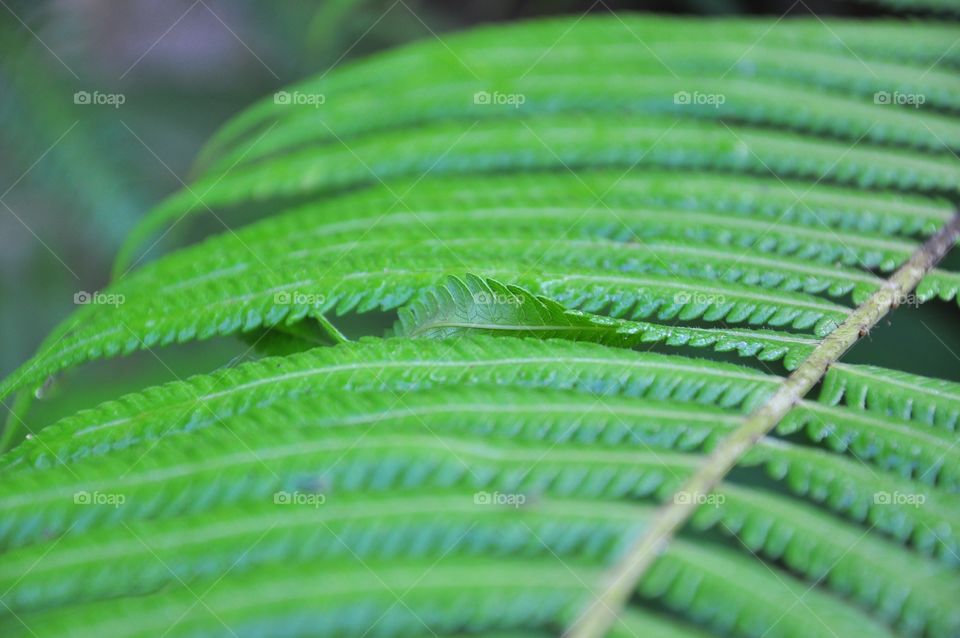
[565,211,960,638]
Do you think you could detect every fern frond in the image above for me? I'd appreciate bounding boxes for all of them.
[1,558,593,638]
[3,12,960,638]
[640,539,897,638]
[612,610,715,638]
[11,157,958,405]
[199,15,960,165]
[187,170,960,238]
[778,401,960,489]
[573,212,960,637]
[751,438,960,562]
[0,429,699,549]
[918,267,960,306]
[5,248,839,406]
[822,363,960,431]
[2,549,894,638]
[4,383,956,560]
[200,73,960,175]
[130,202,904,285]
[0,336,776,471]
[119,114,960,273]
[0,494,641,613]
[4,386,738,473]
[5,490,955,634]
[697,485,960,636]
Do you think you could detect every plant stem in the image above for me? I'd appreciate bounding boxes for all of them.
[565,212,960,638]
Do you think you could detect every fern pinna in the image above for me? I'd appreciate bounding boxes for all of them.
[2,11,960,638]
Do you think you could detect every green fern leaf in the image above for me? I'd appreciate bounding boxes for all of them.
[397,274,817,368]
[199,16,960,166]
[779,401,960,489]
[117,114,960,273]
[4,381,957,559]
[822,363,960,431]
[1,335,775,471]
[3,11,960,638]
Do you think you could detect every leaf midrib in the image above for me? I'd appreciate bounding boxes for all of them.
[2,495,648,574]
[57,352,770,441]
[7,434,701,506]
[155,233,883,294]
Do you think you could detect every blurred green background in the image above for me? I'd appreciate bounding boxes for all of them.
[2,0,958,427]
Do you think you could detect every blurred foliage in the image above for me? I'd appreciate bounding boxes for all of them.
[1,0,957,428]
